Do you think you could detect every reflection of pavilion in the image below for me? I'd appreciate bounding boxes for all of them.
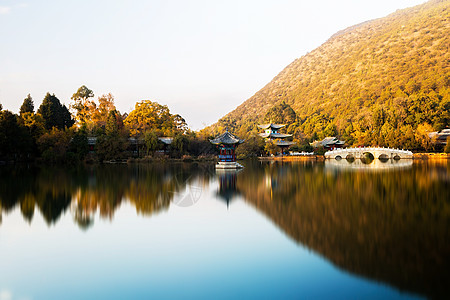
[325,158,413,172]
[215,169,242,207]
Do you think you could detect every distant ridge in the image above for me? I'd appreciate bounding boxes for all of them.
[211,0,450,148]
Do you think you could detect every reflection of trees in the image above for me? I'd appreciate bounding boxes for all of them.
[126,164,178,215]
[0,166,87,224]
[238,161,450,299]
[0,163,213,228]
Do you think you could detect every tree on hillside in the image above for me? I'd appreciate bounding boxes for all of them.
[209,0,450,150]
[264,101,296,125]
[264,140,279,156]
[415,123,434,151]
[236,135,265,158]
[71,85,95,125]
[37,93,74,130]
[20,94,34,115]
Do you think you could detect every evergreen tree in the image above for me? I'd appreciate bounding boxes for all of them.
[20,94,34,115]
[0,110,33,160]
[37,93,74,130]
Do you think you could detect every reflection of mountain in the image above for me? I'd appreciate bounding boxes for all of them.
[238,161,450,299]
[0,164,214,228]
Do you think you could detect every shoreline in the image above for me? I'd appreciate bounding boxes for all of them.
[258,155,324,162]
[257,153,450,162]
[1,153,448,166]
[413,153,450,160]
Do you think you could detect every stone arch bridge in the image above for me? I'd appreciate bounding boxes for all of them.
[324,147,413,160]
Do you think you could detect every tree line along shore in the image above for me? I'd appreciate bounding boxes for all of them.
[1,85,449,165]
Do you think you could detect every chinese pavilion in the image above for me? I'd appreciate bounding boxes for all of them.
[310,136,345,150]
[258,123,295,154]
[210,130,244,169]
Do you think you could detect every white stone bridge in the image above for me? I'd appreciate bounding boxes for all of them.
[324,147,413,160]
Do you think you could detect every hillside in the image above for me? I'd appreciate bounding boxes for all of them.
[212,0,450,149]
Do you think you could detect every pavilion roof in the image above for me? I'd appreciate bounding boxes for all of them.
[275,140,295,147]
[158,137,173,145]
[259,132,292,139]
[311,137,345,147]
[258,123,286,130]
[210,131,244,145]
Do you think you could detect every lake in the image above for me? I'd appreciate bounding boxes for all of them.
[0,160,449,300]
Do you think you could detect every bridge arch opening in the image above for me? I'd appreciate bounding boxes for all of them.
[378,154,390,162]
[335,155,342,160]
[361,152,374,164]
[393,154,401,160]
[346,154,355,163]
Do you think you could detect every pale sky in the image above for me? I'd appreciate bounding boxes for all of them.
[0,0,427,130]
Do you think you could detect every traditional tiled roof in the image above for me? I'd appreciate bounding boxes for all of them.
[275,140,295,147]
[87,137,97,145]
[311,137,345,147]
[258,123,286,130]
[158,137,173,145]
[259,132,292,139]
[428,129,450,143]
[210,131,244,145]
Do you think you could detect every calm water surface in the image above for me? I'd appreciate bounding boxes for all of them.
[0,160,449,300]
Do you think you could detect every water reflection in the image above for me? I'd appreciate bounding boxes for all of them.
[0,163,215,228]
[215,169,242,207]
[325,158,414,171]
[0,161,449,299]
[237,160,450,299]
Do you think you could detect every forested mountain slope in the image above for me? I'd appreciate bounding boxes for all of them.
[212,0,450,148]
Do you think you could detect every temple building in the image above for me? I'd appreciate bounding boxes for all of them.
[428,129,450,145]
[258,123,295,154]
[158,137,173,154]
[210,130,244,169]
[310,137,345,150]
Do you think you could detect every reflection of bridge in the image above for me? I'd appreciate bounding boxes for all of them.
[325,147,413,160]
[325,158,413,172]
